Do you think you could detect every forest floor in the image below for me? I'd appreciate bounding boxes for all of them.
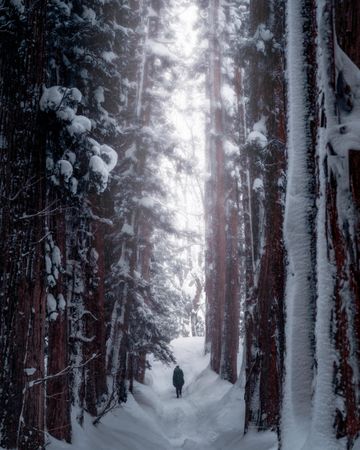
[49,337,278,450]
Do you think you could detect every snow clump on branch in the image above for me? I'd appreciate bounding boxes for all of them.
[40,85,118,193]
[247,116,268,149]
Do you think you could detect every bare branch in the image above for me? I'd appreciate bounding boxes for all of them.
[28,353,99,388]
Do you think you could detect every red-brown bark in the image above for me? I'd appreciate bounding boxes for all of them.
[326,2,360,441]
[327,170,359,438]
[205,0,227,376]
[243,0,287,432]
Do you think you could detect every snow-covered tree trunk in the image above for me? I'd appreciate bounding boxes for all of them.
[282,1,360,448]
[334,14,360,431]
[281,0,319,445]
[242,0,287,432]
[317,1,360,444]
[0,2,47,448]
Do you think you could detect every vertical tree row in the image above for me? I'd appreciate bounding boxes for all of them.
[240,0,360,446]
[203,0,287,418]
[106,0,178,399]
[0,0,179,447]
[203,0,360,447]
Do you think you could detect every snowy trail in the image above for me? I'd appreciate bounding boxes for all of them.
[142,337,230,449]
[49,337,278,450]
[135,337,250,450]
[152,338,211,446]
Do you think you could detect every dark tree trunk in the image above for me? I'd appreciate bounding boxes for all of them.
[0,2,47,448]
[243,0,287,432]
[205,0,227,375]
[190,277,203,337]
[46,203,71,442]
[82,201,108,417]
[335,1,360,67]
[221,191,240,384]
[325,1,360,441]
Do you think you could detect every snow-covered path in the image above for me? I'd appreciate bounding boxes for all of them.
[50,337,278,450]
[138,337,242,450]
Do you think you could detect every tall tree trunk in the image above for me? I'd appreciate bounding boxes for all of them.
[205,0,227,375]
[220,188,240,384]
[316,1,360,443]
[83,208,108,416]
[282,1,360,448]
[46,201,71,442]
[0,2,47,448]
[243,0,287,433]
[282,0,319,445]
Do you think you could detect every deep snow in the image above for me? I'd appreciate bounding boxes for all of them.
[49,337,277,450]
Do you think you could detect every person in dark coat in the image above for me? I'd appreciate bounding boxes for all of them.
[173,365,184,398]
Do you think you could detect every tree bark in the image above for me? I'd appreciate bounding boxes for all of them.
[243,0,287,432]
[205,0,227,375]
[0,2,47,448]
[323,1,360,441]
[46,203,71,442]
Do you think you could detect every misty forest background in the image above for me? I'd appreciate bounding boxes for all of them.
[1,0,360,449]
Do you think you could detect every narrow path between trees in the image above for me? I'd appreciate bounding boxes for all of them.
[140,337,241,450]
[49,338,277,450]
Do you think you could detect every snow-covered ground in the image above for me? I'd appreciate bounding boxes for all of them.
[50,337,278,450]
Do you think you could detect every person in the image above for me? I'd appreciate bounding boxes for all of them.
[172,365,184,398]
